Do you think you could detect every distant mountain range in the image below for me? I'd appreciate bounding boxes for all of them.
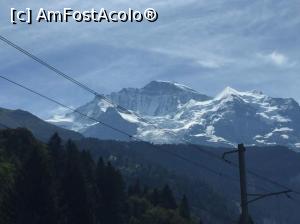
[47,80,300,149]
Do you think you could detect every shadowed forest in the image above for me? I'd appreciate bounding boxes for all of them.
[0,128,198,224]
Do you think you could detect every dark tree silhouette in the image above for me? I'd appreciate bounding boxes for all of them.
[160,184,177,210]
[179,195,191,220]
[0,129,199,224]
[14,143,55,224]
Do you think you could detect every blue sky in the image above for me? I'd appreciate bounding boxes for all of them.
[0,0,300,118]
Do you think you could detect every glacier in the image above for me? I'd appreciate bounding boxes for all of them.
[48,80,300,149]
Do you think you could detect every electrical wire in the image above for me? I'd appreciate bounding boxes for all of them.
[0,122,9,129]
[0,33,244,181]
[0,34,230,161]
[1,34,299,197]
[0,75,241,183]
[2,34,300,222]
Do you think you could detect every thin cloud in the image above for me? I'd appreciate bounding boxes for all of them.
[258,51,295,67]
[196,60,222,69]
[269,51,287,65]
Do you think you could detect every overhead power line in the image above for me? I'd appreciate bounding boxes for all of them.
[0,75,133,139]
[0,34,230,164]
[0,75,240,183]
[0,122,9,129]
[0,34,134,115]
[0,35,100,97]
[0,34,240,171]
[0,36,223,152]
[222,152,297,193]
[1,34,298,196]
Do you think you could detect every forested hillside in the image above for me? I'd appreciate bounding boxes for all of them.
[0,128,197,224]
[2,127,298,223]
[75,137,300,223]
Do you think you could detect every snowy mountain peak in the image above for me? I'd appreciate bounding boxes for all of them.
[49,81,300,149]
[217,86,240,99]
[142,80,198,94]
[216,87,267,102]
[108,81,211,116]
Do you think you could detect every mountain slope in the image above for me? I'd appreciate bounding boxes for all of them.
[163,87,300,148]
[0,107,83,141]
[110,80,211,116]
[49,81,300,149]
[76,137,300,224]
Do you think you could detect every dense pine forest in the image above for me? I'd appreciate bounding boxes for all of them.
[0,128,198,224]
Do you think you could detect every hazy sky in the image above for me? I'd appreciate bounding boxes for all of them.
[0,0,300,118]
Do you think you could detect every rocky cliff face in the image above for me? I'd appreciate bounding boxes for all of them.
[109,80,211,116]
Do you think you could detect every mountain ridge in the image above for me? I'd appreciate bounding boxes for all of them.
[48,81,300,149]
[0,107,83,141]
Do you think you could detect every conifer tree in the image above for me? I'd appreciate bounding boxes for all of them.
[129,179,142,196]
[150,188,159,206]
[48,133,62,154]
[14,145,56,224]
[133,179,142,196]
[81,150,97,224]
[179,195,191,220]
[100,162,126,224]
[95,157,105,223]
[0,160,16,224]
[60,140,90,224]
[47,133,64,178]
[160,184,177,210]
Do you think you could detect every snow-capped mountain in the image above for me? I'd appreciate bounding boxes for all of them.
[109,80,211,116]
[48,81,300,149]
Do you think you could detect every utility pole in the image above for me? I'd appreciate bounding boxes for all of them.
[222,144,249,224]
[222,144,292,224]
[238,144,249,224]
